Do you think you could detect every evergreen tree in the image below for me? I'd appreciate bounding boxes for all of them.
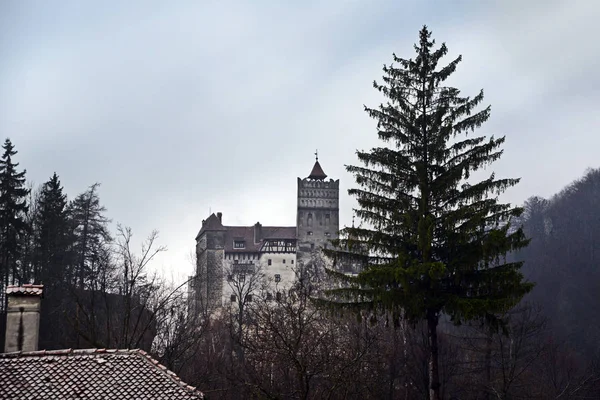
[18,183,39,284]
[0,138,30,290]
[68,183,111,289]
[326,26,533,400]
[34,173,72,287]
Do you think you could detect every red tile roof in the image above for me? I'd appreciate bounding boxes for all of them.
[0,348,204,399]
[6,284,44,296]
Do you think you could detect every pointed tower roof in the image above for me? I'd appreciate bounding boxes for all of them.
[308,150,327,180]
[308,161,327,180]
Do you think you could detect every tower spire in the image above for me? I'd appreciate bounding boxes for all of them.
[308,151,327,180]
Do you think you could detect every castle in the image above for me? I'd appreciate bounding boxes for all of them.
[190,157,343,312]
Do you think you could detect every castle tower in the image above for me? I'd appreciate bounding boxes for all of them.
[193,212,226,313]
[296,153,339,270]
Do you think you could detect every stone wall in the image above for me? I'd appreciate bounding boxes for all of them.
[194,230,225,312]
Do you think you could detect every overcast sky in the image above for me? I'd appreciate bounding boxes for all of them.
[1,0,598,280]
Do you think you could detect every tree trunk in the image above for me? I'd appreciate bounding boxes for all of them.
[485,330,492,399]
[427,309,441,400]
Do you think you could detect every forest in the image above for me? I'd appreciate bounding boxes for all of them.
[1,27,600,399]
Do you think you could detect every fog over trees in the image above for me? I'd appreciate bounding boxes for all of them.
[2,27,600,399]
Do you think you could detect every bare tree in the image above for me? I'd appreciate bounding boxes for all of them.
[225,261,266,362]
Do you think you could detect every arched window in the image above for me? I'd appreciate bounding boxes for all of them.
[307,213,313,227]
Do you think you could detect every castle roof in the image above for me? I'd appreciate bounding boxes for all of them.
[224,225,296,252]
[308,160,327,180]
[195,213,226,239]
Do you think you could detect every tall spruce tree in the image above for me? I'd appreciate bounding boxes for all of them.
[34,173,71,287]
[68,183,111,289]
[326,26,533,400]
[0,138,30,290]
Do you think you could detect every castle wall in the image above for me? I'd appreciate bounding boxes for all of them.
[193,235,208,314]
[195,231,225,312]
[221,251,296,305]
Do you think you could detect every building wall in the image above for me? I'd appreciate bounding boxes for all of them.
[221,252,297,306]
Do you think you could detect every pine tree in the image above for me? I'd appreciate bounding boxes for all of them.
[0,138,30,290]
[18,183,39,284]
[326,26,533,400]
[68,183,112,289]
[34,173,72,287]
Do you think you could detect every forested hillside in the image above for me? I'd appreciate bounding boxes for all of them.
[516,167,600,360]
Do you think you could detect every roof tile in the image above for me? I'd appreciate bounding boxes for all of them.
[223,225,296,252]
[0,348,204,399]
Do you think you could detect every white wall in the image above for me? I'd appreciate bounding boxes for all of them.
[220,251,297,306]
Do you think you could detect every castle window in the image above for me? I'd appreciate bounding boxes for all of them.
[283,259,286,264]
[234,240,245,249]
[268,259,272,266]
[245,294,253,303]
[274,274,281,283]
[227,274,233,281]
[307,213,313,227]
[266,293,273,301]
[234,259,238,264]
[230,295,236,302]
[276,292,282,301]
[291,260,294,264]
[239,274,245,282]
[325,213,330,225]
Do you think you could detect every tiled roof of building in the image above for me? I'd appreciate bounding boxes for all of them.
[225,226,262,252]
[0,348,204,399]
[6,284,44,296]
[224,226,297,252]
[308,160,327,180]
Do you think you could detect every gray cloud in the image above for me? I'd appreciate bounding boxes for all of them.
[1,0,598,278]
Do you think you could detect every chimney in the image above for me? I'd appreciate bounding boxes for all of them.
[4,284,43,353]
[217,212,222,223]
[254,222,262,243]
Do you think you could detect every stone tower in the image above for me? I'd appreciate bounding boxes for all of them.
[296,155,339,270]
[194,212,226,313]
